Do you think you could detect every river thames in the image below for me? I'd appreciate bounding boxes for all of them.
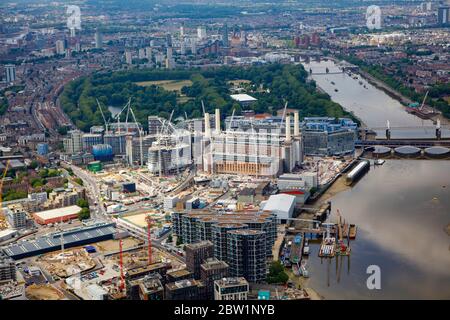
[301,60,450,299]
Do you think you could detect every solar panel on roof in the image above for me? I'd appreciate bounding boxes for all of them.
[2,223,116,259]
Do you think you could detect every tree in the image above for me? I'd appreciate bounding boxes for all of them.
[74,177,84,186]
[29,160,39,169]
[77,198,89,208]
[267,261,289,284]
[78,207,90,220]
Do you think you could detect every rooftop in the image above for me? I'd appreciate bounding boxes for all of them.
[201,258,229,271]
[230,94,257,102]
[262,194,296,212]
[215,277,248,288]
[33,205,82,220]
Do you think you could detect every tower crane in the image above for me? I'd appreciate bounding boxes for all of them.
[145,214,153,265]
[419,90,429,112]
[96,99,110,134]
[0,160,10,219]
[278,101,288,131]
[118,238,125,292]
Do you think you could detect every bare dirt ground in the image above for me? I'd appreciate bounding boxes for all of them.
[317,176,350,203]
[25,284,64,300]
[95,238,142,253]
[134,80,192,92]
[37,249,96,278]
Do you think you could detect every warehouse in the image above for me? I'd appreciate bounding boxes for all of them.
[2,222,116,260]
[33,205,82,225]
[261,194,296,221]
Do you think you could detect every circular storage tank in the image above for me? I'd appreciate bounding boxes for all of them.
[92,144,114,161]
[394,146,421,158]
[424,146,450,159]
[373,146,391,157]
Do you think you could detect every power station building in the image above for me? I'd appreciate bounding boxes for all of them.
[301,117,357,156]
[202,109,303,177]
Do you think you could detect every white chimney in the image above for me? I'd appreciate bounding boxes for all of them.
[294,111,299,136]
[205,113,211,139]
[285,115,291,143]
[215,108,221,134]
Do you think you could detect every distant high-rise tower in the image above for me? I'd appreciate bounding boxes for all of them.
[55,39,66,55]
[438,5,450,25]
[5,64,16,83]
[95,29,103,49]
[180,23,185,37]
[222,24,229,47]
[166,33,173,47]
[197,26,206,40]
[125,51,133,65]
[139,48,146,59]
[191,40,197,55]
[145,47,152,61]
[180,40,186,55]
[166,47,173,61]
[165,47,174,69]
[74,42,81,52]
[70,28,76,38]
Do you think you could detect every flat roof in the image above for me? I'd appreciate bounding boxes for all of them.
[34,205,82,220]
[2,222,116,259]
[263,194,296,212]
[0,229,18,238]
[230,94,257,102]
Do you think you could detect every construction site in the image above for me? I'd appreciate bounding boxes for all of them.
[36,248,97,279]
[25,284,65,300]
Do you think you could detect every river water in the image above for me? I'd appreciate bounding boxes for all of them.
[303,59,450,138]
[301,60,450,299]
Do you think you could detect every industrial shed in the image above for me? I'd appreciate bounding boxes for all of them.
[2,223,116,260]
[261,194,296,221]
[33,205,82,225]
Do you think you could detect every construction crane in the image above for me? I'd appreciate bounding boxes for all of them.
[278,101,288,131]
[336,209,348,253]
[145,215,153,265]
[119,238,125,292]
[0,160,10,219]
[96,99,110,134]
[419,90,429,111]
[127,102,144,167]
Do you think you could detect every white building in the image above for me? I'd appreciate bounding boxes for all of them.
[5,64,16,83]
[55,40,66,55]
[277,172,318,190]
[95,30,103,49]
[63,130,83,154]
[164,196,179,211]
[125,51,133,64]
[138,48,146,59]
[197,26,207,40]
[214,277,249,300]
[5,207,27,229]
[261,194,296,220]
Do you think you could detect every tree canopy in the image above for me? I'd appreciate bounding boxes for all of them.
[60,63,356,132]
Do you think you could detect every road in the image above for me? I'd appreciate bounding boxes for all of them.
[68,164,108,219]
